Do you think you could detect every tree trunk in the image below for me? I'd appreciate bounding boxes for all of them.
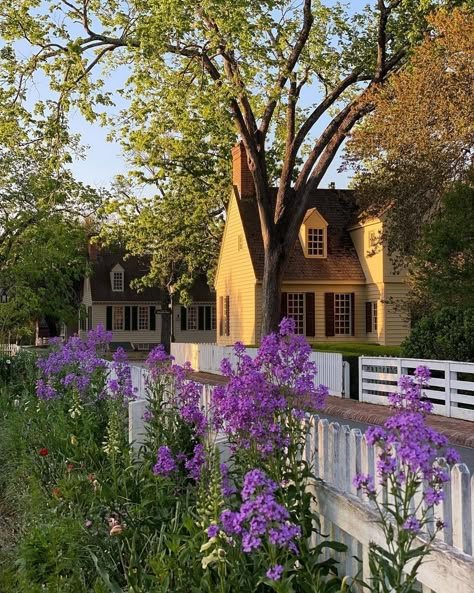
[260,238,290,337]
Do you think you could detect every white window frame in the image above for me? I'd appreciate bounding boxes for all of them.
[372,301,378,333]
[138,306,149,331]
[113,306,124,331]
[334,293,352,336]
[287,293,305,335]
[187,305,198,330]
[307,227,325,257]
[112,271,124,292]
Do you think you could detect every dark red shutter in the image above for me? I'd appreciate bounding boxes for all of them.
[132,306,138,331]
[351,293,355,336]
[149,306,156,331]
[280,292,288,320]
[305,292,315,337]
[225,296,230,336]
[218,297,223,336]
[366,302,372,333]
[124,306,131,331]
[325,293,334,337]
[198,306,205,331]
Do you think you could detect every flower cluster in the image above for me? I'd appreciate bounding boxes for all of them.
[211,318,328,457]
[354,366,460,513]
[36,325,111,401]
[107,348,137,404]
[216,469,301,554]
[153,443,205,481]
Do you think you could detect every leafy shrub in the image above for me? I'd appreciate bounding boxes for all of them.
[401,306,474,361]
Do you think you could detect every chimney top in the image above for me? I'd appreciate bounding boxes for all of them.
[88,240,99,262]
[231,142,255,199]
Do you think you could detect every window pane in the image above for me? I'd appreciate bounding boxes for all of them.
[187,306,198,330]
[334,294,351,335]
[211,305,216,330]
[113,306,124,331]
[287,293,305,335]
[138,306,149,330]
[372,302,378,332]
[307,228,324,256]
[113,271,124,291]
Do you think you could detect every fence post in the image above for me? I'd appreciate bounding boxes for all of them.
[358,357,363,402]
[349,429,362,498]
[445,362,453,417]
[451,464,472,555]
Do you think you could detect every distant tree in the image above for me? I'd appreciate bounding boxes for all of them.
[346,7,474,257]
[0,0,464,334]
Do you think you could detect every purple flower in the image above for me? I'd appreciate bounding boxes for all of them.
[207,524,219,538]
[403,516,420,532]
[153,446,177,477]
[353,474,376,495]
[266,564,284,581]
[185,443,205,481]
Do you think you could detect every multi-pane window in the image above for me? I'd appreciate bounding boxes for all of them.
[112,271,124,291]
[187,306,198,330]
[138,306,149,330]
[334,293,352,335]
[371,301,378,332]
[287,293,305,335]
[186,304,216,331]
[369,231,378,248]
[113,306,124,330]
[307,228,324,256]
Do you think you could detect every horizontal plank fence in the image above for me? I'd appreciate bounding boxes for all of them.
[171,342,344,396]
[125,364,474,591]
[360,357,474,420]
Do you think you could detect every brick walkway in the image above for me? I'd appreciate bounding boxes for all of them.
[193,372,474,448]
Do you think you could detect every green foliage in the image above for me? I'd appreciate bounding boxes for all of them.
[311,343,402,358]
[401,307,474,361]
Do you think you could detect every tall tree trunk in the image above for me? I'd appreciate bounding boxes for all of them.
[260,236,290,337]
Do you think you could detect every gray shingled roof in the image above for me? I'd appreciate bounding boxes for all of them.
[236,189,366,282]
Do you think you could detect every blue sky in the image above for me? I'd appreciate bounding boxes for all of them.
[59,0,372,190]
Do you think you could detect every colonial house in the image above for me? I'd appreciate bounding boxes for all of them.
[79,246,217,349]
[215,143,410,346]
[79,245,166,351]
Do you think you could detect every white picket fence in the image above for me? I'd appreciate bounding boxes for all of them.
[126,368,474,591]
[360,357,474,420]
[171,342,345,396]
[0,343,20,356]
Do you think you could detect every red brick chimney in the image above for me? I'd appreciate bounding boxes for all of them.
[232,142,255,199]
[88,240,99,262]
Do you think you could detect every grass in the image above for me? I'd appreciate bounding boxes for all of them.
[311,342,402,358]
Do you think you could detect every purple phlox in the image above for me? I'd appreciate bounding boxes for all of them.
[107,347,136,403]
[207,524,219,538]
[185,443,206,481]
[353,474,376,495]
[146,345,175,379]
[153,446,177,477]
[403,516,421,533]
[266,564,284,581]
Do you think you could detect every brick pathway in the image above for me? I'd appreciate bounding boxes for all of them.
[193,372,474,448]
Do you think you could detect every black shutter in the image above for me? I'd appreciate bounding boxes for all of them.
[124,306,131,331]
[366,302,372,333]
[205,305,212,331]
[324,293,335,337]
[225,296,230,336]
[181,306,187,331]
[150,306,156,331]
[132,306,138,331]
[280,292,288,320]
[87,306,92,330]
[305,293,315,337]
[106,306,113,331]
[198,306,205,331]
[351,293,355,336]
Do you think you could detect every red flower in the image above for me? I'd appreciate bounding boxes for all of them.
[52,488,60,497]
[39,448,49,456]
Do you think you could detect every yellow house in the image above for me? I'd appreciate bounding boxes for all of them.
[215,144,410,346]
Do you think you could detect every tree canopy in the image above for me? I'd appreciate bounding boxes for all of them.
[0,0,465,333]
[345,6,474,256]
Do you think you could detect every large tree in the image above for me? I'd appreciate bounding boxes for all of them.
[0,0,463,334]
[345,6,474,257]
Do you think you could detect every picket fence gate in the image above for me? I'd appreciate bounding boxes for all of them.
[171,342,345,396]
[126,366,474,592]
[360,357,474,420]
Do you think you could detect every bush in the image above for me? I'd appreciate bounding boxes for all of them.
[401,307,474,361]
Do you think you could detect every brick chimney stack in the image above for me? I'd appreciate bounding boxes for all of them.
[231,142,255,199]
[88,240,99,262]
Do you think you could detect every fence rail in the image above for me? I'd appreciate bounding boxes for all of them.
[359,357,474,420]
[0,343,20,356]
[126,366,474,590]
[171,342,344,396]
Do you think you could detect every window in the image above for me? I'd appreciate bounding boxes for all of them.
[334,294,352,335]
[187,304,217,331]
[287,293,305,335]
[369,231,378,248]
[113,306,124,330]
[372,302,378,332]
[138,306,149,330]
[307,228,325,256]
[112,271,124,291]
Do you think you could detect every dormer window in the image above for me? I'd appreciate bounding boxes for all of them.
[307,228,325,257]
[112,271,124,291]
